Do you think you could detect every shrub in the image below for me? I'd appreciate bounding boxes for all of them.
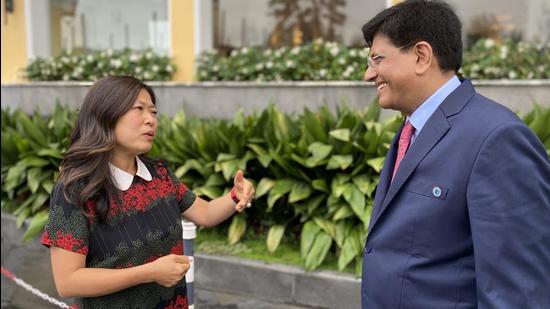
[25,49,176,81]
[196,38,550,81]
[2,103,549,272]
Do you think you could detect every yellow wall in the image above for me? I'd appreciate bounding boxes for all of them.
[170,0,195,82]
[1,0,28,82]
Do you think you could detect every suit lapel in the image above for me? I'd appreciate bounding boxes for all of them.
[368,123,401,234]
[367,79,477,234]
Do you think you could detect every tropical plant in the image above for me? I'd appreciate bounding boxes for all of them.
[2,103,549,272]
[1,104,76,240]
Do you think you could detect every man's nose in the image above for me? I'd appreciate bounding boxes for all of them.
[364,66,377,82]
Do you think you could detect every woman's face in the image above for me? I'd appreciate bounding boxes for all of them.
[113,89,158,158]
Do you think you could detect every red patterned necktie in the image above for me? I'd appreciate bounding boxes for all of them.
[392,121,415,181]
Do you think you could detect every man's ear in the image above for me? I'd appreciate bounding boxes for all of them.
[414,41,433,75]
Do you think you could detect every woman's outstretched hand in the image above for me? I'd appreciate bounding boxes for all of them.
[233,170,255,212]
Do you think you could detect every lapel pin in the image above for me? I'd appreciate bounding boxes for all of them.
[432,186,442,198]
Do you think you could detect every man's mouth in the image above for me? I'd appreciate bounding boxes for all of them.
[376,82,387,91]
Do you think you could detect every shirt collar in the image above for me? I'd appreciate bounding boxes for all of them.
[408,75,461,140]
[109,157,152,191]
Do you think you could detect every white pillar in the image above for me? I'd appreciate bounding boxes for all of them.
[194,0,213,56]
[24,0,52,59]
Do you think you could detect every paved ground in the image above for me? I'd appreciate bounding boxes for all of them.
[1,237,314,309]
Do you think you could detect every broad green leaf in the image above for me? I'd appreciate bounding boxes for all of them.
[228,215,247,245]
[27,167,42,193]
[332,204,354,221]
[247,143,272,167]
[18,157,50,168]
[16,208,31,228]
[304,231,332,271]
[5,163,26,191]
[19,113,47,146]
[338,228,363,271]
[37,148,63,159]
[256,178,275,198]
[367,157,385,173]
[312,179,329,193]
[194,186,223,200]
[343,184,366,217]
[313,217,336,239]
[352,174,372,196]
[362,204,374,226]
[267,179,295,210]
[204,173,225,186]
[174,159,209,178]
[22,210,49,241]
[329,128,351,142]
[334,221,353,247]
[288,182,313,203]
[42,179,54,194]
[300,220,321,258]
[304,194,325,215]
[31,193,49,212]
[327,155,353,170]
[266,225,286,253]
[308,142,333,160]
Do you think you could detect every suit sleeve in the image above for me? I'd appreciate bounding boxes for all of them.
[467,122,550,308]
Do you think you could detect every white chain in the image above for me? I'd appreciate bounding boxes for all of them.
[2,267,74,308]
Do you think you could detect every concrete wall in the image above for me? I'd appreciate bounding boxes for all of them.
[2,80,549,119]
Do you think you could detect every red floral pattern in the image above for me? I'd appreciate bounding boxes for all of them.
[165,294,188,309]
[42,230,88,255]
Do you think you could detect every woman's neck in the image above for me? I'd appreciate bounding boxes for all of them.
[110,153,138,175]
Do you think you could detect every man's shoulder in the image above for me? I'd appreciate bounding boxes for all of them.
[461,91,522,128]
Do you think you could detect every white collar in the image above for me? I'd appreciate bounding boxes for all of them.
[109,157,152,191]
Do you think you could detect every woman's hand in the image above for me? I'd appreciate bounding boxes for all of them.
[149,254,193,287]
[233,170,255,212]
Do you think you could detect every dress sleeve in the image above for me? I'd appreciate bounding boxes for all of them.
[164,162,197,213]
[41,183,89,255]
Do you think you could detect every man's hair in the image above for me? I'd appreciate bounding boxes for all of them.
[362,0,462,72]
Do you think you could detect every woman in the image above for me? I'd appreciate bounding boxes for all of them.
[41,75,255,308]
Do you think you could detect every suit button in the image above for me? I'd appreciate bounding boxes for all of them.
[365,243,373,254]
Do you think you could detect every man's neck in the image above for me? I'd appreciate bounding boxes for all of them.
[407,71,456,115]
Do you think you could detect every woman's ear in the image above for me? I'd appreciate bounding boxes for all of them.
[414,41,433,75]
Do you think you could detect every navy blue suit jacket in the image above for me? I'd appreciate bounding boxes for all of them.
[361,79,550,308]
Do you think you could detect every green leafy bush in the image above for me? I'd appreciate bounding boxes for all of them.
[196,38,550,81]
[461,39,550,79]
[25,49,176,81]
[196,40,369,81]
[2,104,549,273]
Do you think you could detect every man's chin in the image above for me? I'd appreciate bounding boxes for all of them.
[377,98,394,110]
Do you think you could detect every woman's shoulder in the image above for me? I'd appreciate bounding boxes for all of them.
[139,156,173,178]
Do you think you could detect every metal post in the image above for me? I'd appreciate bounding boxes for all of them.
[181,219,197,309]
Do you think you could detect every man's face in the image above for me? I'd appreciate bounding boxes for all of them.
[364,34,418,113]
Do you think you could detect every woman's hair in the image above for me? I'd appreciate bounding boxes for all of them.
[58,75,156,221]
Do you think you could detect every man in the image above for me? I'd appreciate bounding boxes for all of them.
[360,1,550,308]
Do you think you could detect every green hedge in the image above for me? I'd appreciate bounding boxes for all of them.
[196,38,550,81]
[2,103,549,273]
[25,49,175,81]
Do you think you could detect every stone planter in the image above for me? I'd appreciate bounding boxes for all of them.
[2,80,548,119]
